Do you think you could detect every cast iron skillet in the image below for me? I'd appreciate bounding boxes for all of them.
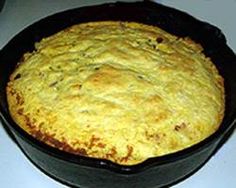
[0,1,236,188]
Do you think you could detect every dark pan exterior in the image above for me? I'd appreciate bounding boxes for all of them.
[0,2,236,188]
[0,0,5,12]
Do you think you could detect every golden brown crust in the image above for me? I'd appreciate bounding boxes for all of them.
[6,21,224,165]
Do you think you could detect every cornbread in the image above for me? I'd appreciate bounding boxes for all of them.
[6,21,224,165]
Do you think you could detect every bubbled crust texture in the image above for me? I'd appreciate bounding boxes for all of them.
[7,21,224,165]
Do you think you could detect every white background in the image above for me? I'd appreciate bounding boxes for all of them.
[0,1,235,188]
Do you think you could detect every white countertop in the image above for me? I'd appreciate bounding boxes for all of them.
[0,1,235,188]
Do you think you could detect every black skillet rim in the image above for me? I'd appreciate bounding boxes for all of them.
[0,1,236,175]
